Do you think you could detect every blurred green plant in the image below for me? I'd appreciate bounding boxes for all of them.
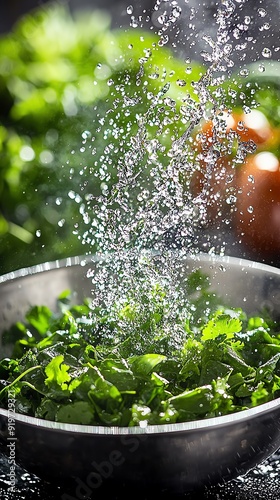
[0,3,204,274]
[1,4,278,275]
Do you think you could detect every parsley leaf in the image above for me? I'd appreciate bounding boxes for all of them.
[44,355,71,391]
[202,313,242,341]
[1,274,280,427]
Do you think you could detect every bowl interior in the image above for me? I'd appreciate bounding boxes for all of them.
[1,253,280,355]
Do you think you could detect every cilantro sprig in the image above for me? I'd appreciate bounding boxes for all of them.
[1,272,280,427]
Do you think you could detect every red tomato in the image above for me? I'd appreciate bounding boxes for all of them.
[195,110,277,152]
[234,152,280,257]
[190,156,236,225]
[191,110,279,224]
[236,110,277,146]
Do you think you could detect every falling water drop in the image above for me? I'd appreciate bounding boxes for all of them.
[262,23,271,31]
[257,8,267,17]
[239,68,249,77]
[176,79,187,87]
[157,14,167,25]
[158,34,169,46]
[65,0,275,360]
[262,47,272,58]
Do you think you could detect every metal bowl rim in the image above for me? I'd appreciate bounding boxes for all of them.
[1,252,280,436]
[2,252,280,283]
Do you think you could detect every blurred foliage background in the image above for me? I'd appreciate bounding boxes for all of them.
[0,3,279,274]
[0,4,203,274]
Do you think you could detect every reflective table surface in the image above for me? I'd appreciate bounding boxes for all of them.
[1,446,280,499]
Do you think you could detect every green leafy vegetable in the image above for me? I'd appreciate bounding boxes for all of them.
[201,313,242,341]
[1,273,280,427]
[44,355,71,391]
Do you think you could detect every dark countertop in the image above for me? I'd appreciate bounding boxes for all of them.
[1,447,280,499]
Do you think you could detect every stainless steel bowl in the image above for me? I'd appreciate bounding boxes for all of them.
[1,254,280,496]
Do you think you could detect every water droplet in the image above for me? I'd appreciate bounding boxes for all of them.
[56,197,62,206]
[200,50,212,62]
[233,28,241,40]
[258,8,267,17]
[248,175,254,183]
[171,5,182,19]
[142,189,150,200]
[226,195,237,205]
[226,174,234,184]
[237,121,245,131]
[180,105,189,116]
[158,34,169,46]
[245,139,257,154]
[36,230,41,237]
[64,0,276,359]
[262,47,272,58]
[163,97,176,107]
[130,17,139,28]
[224,44,232,55]
[149,73,159,80]
[228,88,237,98]
[143,48,152,58]
[68,190,76,200]
[58,219,65,227]
[262,23,271,31]
[158,14,168,25]
[82,130,91,140]
[239,68,249,77]
[247,206,254,214]
[258,64,265,73]
[139,420,148,428]
[243,106,251,115]
[176,79,186,87]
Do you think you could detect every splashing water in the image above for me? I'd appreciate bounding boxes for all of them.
[67,0,264,346]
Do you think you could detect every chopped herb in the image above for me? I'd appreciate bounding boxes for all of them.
[1,274,280,427]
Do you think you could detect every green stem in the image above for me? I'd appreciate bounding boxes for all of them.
[0,365,42,398]
[20,381,46,396]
